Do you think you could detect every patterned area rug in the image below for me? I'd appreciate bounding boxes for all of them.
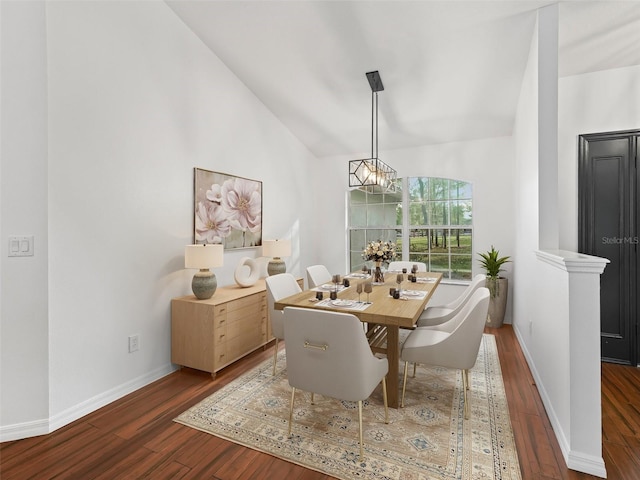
[175,334,521,480]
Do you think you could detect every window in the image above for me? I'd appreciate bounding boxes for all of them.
[348,183,403,272]
[348,177,473,281]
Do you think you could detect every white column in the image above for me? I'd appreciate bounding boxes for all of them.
[537,4,559,250]
[535,250,608,478]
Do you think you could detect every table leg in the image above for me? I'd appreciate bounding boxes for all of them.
[386,325,400,409]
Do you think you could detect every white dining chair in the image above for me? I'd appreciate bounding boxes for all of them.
[283,306,389,459]
[265,273,302,375]
[387,261,427,272]
[306,264,332,289]
[417,274,486,327]
[400,288,490,418]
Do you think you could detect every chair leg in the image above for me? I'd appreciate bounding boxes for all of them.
[311,392,315,404]
[462,369,470,420]
[358,400,364,460]
[412,362,417,378]
[401,361,409,408]
[288,387,296,436]
[382,377,389,424]
[272,338,279,376]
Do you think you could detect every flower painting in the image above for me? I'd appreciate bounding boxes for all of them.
[194,168,262,249]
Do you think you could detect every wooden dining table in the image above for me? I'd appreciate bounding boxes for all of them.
[274,271,442,408]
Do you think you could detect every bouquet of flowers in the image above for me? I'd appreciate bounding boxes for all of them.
[362,240,397,264]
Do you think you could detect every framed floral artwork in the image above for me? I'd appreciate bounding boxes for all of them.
[194,168,262,249]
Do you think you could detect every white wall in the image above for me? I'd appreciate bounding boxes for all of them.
[1,1,316,439]
[558,64,640,251]
[0,0,50,435]
[317,136,516,321]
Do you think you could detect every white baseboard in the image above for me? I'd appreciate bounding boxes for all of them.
[0,418,50,442]
[567,451,607,478]
[0,363,176,443]
[512,326,607,478]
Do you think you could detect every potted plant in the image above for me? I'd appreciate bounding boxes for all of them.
[477,246,510,328]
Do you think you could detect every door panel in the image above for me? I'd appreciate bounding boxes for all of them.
[579,131,638,366]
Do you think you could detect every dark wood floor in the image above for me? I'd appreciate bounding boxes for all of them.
[1,325,639,479]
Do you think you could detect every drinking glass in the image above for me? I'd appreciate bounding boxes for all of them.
[364,281,373,303]
[332,274,341,293]
[402,268,407,274]
[356,281,363,302]
[396,273,403,294]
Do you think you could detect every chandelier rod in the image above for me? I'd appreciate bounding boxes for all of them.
[371,90,374,158]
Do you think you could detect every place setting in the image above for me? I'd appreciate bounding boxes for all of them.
[314,297,370,311]
[310,278,373,311]
[387,273,428,300]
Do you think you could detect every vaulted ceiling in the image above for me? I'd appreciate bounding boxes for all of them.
[167,1,640,158]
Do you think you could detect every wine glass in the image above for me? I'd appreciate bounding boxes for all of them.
[364,282,373,303]
[356,281,363,302]
[332,274,341,292]
[396,273,403,294]
[411,264,418,275]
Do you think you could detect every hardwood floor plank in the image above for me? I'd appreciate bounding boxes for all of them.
[1,327,639,480]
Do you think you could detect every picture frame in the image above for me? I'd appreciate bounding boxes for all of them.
[194,168,262,250]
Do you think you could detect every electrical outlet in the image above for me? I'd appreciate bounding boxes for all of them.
[128,334,139,353]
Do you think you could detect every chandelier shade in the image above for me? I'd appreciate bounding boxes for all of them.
[348,70,397,193]
[349,158,397,191]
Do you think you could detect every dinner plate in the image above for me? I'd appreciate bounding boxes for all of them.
[349,273,368,278]
[330,299,355,307]
[403,290,423,297]
[320,284,335,290]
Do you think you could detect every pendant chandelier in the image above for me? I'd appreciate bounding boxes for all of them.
[348,70,397,193]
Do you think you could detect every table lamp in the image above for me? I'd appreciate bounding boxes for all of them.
[263,239,291,276]
[185,244,224,299]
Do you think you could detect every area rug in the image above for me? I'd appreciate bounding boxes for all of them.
[174,334,521,480]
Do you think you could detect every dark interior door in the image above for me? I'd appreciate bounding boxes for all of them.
[579,130,638,366]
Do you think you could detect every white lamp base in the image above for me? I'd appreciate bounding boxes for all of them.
[267,257,286,276]
[192,269,217,299]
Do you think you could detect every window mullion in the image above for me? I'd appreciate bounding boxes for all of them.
[401,177,409,261]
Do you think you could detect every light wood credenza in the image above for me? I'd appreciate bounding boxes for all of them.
[171,278,302,377]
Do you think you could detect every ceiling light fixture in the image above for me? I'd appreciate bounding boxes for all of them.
[349,70,397,193]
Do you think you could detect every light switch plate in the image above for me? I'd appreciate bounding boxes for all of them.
[8,235,34,257]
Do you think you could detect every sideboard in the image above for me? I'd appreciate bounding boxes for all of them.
[171,277,302,377]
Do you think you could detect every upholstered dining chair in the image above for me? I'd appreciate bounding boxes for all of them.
[265,273,302,375]
[417,274,486,327]
[400,287,490,418]
[305,264,332,289]
[283,306,389,459]
[387,261,427,272]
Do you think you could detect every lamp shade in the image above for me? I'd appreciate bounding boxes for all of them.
[262,239,291,258]
[185,244,224,269]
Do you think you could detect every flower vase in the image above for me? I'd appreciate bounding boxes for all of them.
[374,262,385,283]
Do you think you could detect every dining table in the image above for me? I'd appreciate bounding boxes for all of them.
[274,271,442,408]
